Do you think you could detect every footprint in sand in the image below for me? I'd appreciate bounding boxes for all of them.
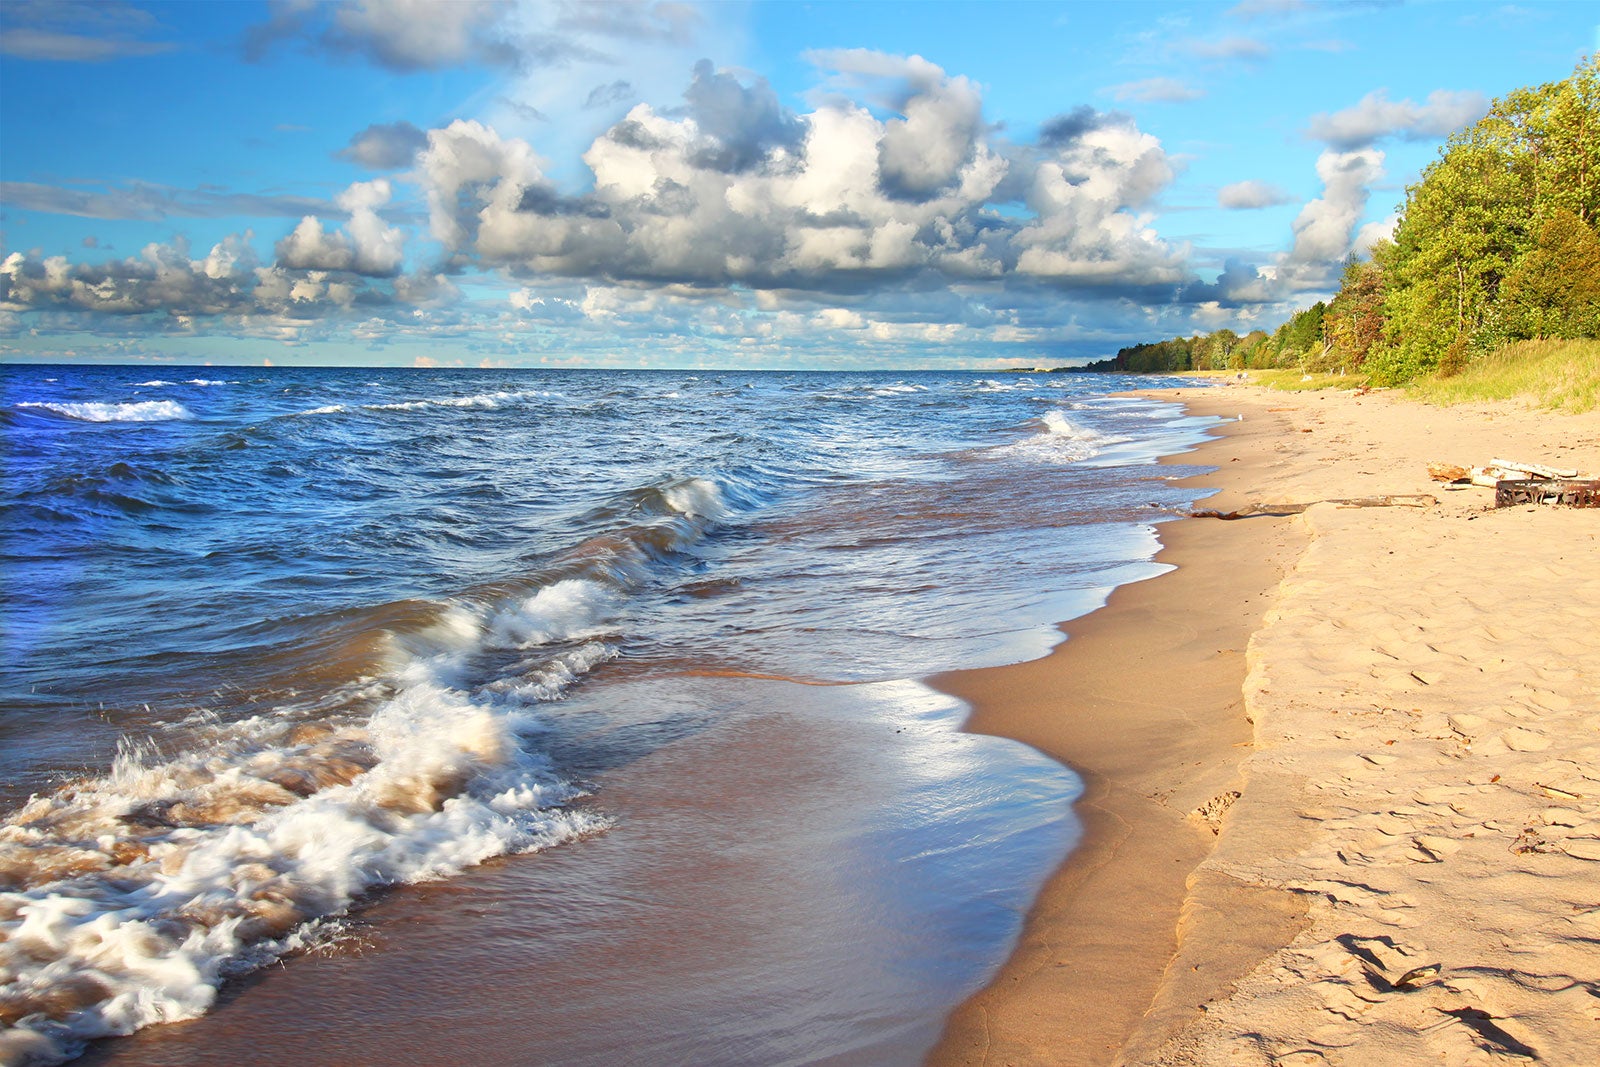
[1410,835,1463,862]
[1539,809,1586,827]
[1413,784,1474,806]
[1519,688,1575,712]
[1560,839,1600,861]
[1499,727,1552,752]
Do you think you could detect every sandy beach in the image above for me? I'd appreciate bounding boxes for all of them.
[932,383,1600,1066]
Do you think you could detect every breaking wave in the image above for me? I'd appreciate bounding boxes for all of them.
[14,401,192,423]
[0,475,734,1066]
[986,409,1120,465]
[287,390,560,420]
[365,389,551,413]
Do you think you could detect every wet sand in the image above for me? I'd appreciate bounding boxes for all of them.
[929,393,1308,1066]
[932,383,1600,1066]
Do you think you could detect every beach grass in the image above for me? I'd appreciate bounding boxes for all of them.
[1246,369,1362,392]
[1180,341,1600,413]
[1404,338,1600,413]
[1188,369,1362,392]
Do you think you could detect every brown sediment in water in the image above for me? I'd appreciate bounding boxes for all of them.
[74,672,1063,1067]
[927,392,1310,1066]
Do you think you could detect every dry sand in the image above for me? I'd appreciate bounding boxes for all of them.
[930,384,1600,1067]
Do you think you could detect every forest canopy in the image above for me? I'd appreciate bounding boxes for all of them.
[1085,56,1599,381]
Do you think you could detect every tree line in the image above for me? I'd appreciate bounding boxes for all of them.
[1083,57,1599,382]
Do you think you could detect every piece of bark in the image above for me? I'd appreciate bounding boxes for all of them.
[1428,463,1470,482]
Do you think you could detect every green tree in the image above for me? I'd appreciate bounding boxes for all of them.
[1369,55,1600,383]
[1262,302,1327,368]
[1190,328,1239,370]
[1502,209,1600,339]
[1325,249,1388,369]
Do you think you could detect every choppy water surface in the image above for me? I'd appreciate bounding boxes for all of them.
[0,365,1216,1065]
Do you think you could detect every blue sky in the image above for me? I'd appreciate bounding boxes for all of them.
[1,0,1595,369]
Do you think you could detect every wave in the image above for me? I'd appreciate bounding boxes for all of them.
[364,388,551,413]
[0,593,614,1065]
[986,409,1120,465]
[810,382,930,401]
[133,379,230,388]
[0,474,734,1066]
[286,390,562,421]
[14,400,193,423]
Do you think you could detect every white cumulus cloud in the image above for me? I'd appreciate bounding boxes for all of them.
[409,53,1185,296]
[1307,88,1489,149]
[274,179,405,276]
[1289,148,1383,263]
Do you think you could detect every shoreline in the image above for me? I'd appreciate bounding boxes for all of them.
[930,384,1600,1065]
[927,388,1307,1066]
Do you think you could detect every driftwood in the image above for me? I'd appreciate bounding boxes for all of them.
[1192,494,1438,520]
[1490,458,1579,479]
[1494,479,1600,508]
[1434,457,1589,489]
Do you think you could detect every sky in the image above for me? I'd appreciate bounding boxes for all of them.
[1,0,1596,370]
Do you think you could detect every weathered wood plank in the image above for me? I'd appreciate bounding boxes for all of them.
[1489,458,1580,479]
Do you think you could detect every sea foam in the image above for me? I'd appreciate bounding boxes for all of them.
[132,379,228,388]
[15,400,193,423]
[0,588,610,1065]
[987,409,1120,465]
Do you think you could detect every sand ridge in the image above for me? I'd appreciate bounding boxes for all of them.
[1133,386,1600,1066]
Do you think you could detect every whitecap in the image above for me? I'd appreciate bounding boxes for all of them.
[987,409,1121,465]
[0,469,742,1064]
[0,577,617,1064]
[364,389,538,413]
[661,476,728,521]
[16,400,193,423]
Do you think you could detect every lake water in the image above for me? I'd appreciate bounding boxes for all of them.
[0,365,1217,1065]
